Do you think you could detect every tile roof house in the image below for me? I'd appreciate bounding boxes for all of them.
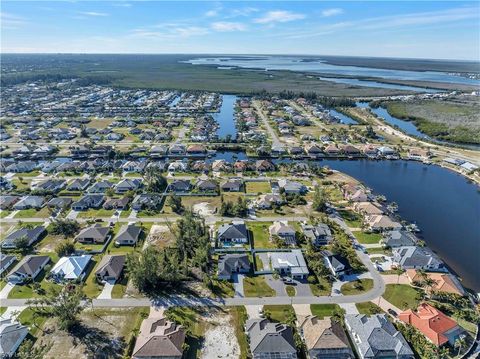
[95,254,126,282]
[50,255,92,282]
[299,316,354,359]
[2,226,46,249]
[255,159,275,172]
[132,317,185,359]
[115,224,142,246]
[217,221,249,244]
[75,225,110,244]
[255,194,284,209]
[399,303,465,346]
[246,319,297,359]
[393,246,446,272]
[344,314,414,359]
[269,221,296,245]
[7,255,50,284]
[217,254,250,281]
[406,270,465,296]
[353,202,384,216]
[301,223,332,246]
[365,215,402,232]
[0,318,29,359]
[269,250,309,279]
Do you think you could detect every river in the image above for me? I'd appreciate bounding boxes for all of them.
[213,151,480,291]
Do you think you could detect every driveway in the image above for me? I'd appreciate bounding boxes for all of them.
[0,282,15,300]
[381,274,410,285]
[66,210,78,219]
[292,278,313,297]
[97,280,115,299]
[232,274,245,298]
[245,305,263,319]
[371,297,402,319]
[339,302,359,314]
[331,272,373,296]
[257,253,271,271]
[264,275,287,297]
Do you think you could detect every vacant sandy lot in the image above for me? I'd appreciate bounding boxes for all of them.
[200,310,240,359]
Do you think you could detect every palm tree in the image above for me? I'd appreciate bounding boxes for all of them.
[454,336,467,356]
[435,346,450,359]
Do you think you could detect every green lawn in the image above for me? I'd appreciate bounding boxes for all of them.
[356,302,385,315]
[14,171,41,177]
[310,304,341,318]
[77,208,115,218]
[309,277,333,296]
[285,285,296,297]
[0,307,6,316]
[248,222,274,249]
[14,207,51,218]
[245,181,271,194]
[17,308,49,337]
[82,257,103,298]
[0,211,11,218]
[353,231,382,245]
[8,275,62,299]
[119,210,132,218]
[263,305,295,324]
[383,284,423,310]
[341,278,374,295]
[111,277,128,299]
[243,276,275,297]
[255,255,265,271]
[365,247,392,256]
[338,209,363,228]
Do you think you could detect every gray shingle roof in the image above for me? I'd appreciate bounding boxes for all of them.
[217,223,248,241]
[246,319,296,356]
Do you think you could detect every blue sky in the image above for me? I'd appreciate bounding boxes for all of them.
[2,1,479,60]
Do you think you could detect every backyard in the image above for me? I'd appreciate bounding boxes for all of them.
[383,284,423,310]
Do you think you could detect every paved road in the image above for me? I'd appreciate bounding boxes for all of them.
[287,100,330,132]
[252,100,284,150]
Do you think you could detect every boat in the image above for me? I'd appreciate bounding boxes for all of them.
[406,223,421,233]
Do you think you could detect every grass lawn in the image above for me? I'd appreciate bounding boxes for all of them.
[15,171,41,177]
[255,255,264,271]
[356,302,385,315]
[119,210,132,218]
[82,257,104,298]
[211,278,235,298]
[285,285,296,297]
[310,304,341,318]
[245,181,271,194]
[341,279,374,295]
[14,207,51,218]
[0,211,11,218]
[11,179,30,190]
[338,209,363,228]
[111,277,128,299]
[248,222,275,249]
[243,276,275,297]
[78,208,115,218]
[263,305,295,324]
[229,307,249,359]
[383,284,423,310]
[18,308,49,337]
[74,242,105,252]
[309,277,333,296]
[8,274,62,299]
[0,307,6,316]
[353,231,382,245]
[366,247,392,256]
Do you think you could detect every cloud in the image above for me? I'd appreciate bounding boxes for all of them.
[1,12,27,29]
[78,11,109,17]
[228,7,259,18]
[113,2,132,7]
[321,8,343,17]
[211,21,246,32]
[205,10,218,17]
[130,25,209,39]
[254,10,305,24]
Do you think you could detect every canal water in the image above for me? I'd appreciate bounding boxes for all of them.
[214,151,480,291]
[213,95,237,139]
[329,109,358,125]
[319,77,443,93]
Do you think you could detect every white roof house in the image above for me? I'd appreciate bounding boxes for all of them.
[50,255,92,282]
[269,250,309,278]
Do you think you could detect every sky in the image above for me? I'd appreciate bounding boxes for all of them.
[1,1,479,60]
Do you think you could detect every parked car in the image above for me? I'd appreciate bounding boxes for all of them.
[388,309,398,317]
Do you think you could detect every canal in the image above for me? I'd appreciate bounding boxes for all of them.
[213,95,237,140]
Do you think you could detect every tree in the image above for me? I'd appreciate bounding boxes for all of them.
[55,240,75,257]
[167,195,184,214]
[105,187,115,197]
[144,166,167,193]
[50,218,80,238]
[454,336,467,356]
[14,235,30,252]
[16,339,52,359]
[312,186,326,212]
[27,285,89,331]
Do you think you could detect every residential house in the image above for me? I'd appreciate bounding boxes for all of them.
[195,179,218,193]
[344,314,414,359]
[277,179,307,194]
[0,319,29,358]
[169,143,186,155]
[131,194,162,211]
[324,144,341,155]
[115,224,142,246]
[95,254,126,282]
[365,215,402,232]
[255,194,284,209]
[269,221,296,245]
[2,226,46,249]
[299,316,354,359]
[217,221,249,244]
[0,195,19,210]
[31,179,66,193]
[168,160,188,173]
[0,254,16,276]
[217,254,250,280]
[246,319,297,359]
[7,255,50,284]
[393,246,446,272]
[212,159,231,172]
[220,179,243,192]
[305,143,323,156]
[115,178,142,193]
[353,202,384,216]
[342,145,361,156]
[323,251,352,278]
[13,196,44,210]
[132,317,185,359]
[255,160,275,172]
[269,250,309,279]
[71,194,105,211]
[121,161,147,173]
[377,146,397,158]
[405,270,465,296]
[186,144,207,154]
[87,180,113,194]
[75,225,110,244]
[399,303,465,346]
[67,179,89,192]
[47,197,73,210]
[50,255,92,282]
[301,223,332,246]
[408,149,431,161]
[169,180,192,193]
[383,230,417,248]
[342,184,368,203]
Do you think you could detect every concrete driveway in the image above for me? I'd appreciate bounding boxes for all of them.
[97,280,115,299]
[264,275,288,297]
[292,279,313,297]
[232,274,245,298]
[66,210,78,219]
[0,282,15,300]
